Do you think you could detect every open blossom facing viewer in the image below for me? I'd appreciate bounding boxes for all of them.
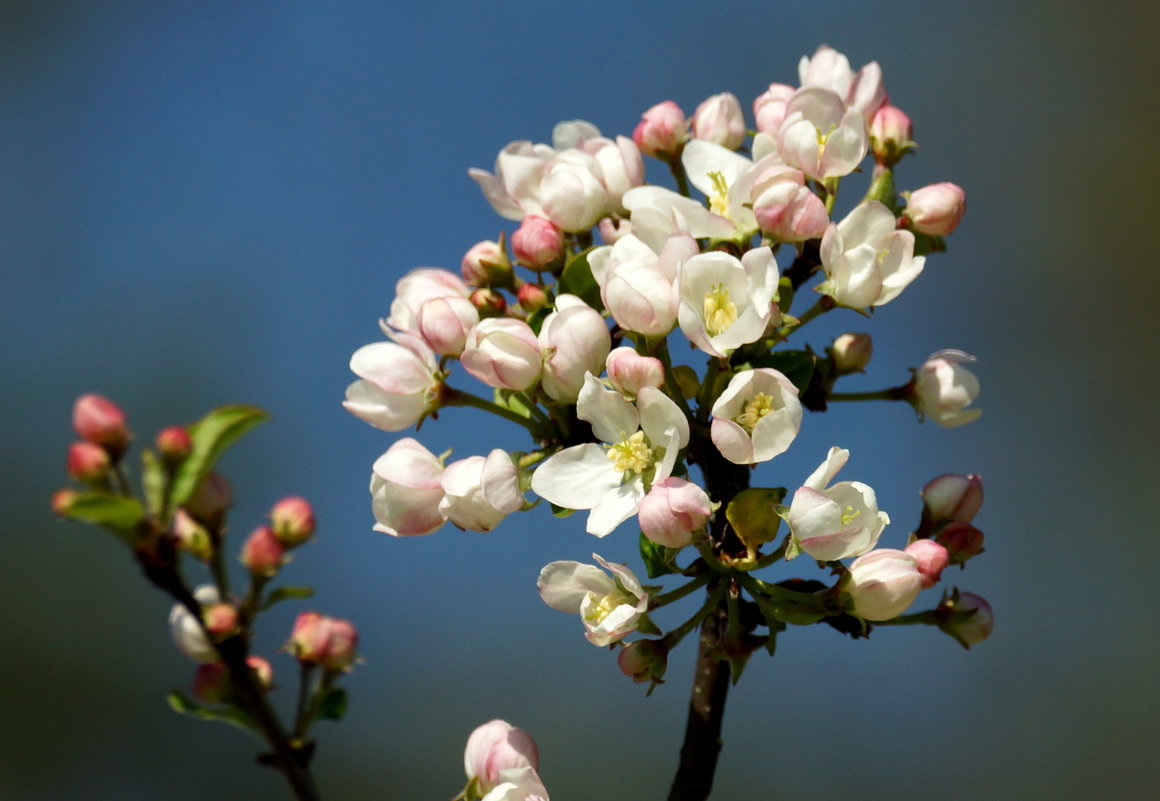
[818,200,925,309]
[537,554,648,646]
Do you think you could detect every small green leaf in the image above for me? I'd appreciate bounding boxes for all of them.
[749,350,816,393]
[169,405,269,512]
[140,448,166,520]
[261,585,315,611]
[726,488,786,548]
[550,503,575,518]
[639,532,678,578]
[59,492,145,534]
[557,251,603,310]
[493,389,532,419]
[167,690,260,735]
[317,687,348,722]
[754,593,827,626]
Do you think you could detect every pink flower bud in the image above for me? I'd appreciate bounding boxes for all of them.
[290,612,359,672]
[464,719,540,793]
[202,603,240,639]
[934,522,985,564]
[516,282,549,314]
[632,100,687,158]
[67,441,110,483]
[691,92,745,149]
[511,215,565,270]
[185,472,233,531]
[830,332,873,373]
[461,239,513,288]
[51,488,79,517]
[753,83,795,134]
[937,592,993,648]
[868,105,913,166]
[417,295,479,356]
[173,508,213,560]
[269,496,316,548]
[240,525,284,577]
[155,426,193,464]
[617,639,668,684]
[845,549,923,621]
[469,287,507,317]
[247,655,275,689]
[72,394,130,456]
[905,182,966,236]
[904,539,950,588]
[598,216,632,244]
[461,318,542,391]
[751,166,829,242]
[638,477,711,548]
[605,347,664,397]
[922,473,984,523]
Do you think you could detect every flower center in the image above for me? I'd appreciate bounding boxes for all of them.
[815,123,838,162]
[840,505,862,526]
[735,392,776,433]
[607,430,654,475]
[703,283,738,337]
[707,170,731,218]
[584,589,632,626]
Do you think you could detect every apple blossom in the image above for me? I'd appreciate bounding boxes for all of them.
[777,87,867,180]
[464,719,540,795]
[934,522,986,564]
[439,450,524,532]
[818,200,925,308]
[289,612,358,672]
[710,368,803,465]
[538,149,610,232]
[417,295,479,357]
[193,656,273,705]
[753,83,795,135]
[580,134,644,215]
[605,347,664,397]
[531,373,689,537]
[797,45,887,118]
[621,184,735,252]
[633,100,687,158]
[169,585,221,664]
[638,477,711,548]
[481,767,550,801]
[597,216,632,244]
[537,554,648,646]
[677,247,779,358]
[538,295,611,403]
[750,164,829,242]
[787,446,889,562]
[911,350,982,427]
[869,104,913,166]
[691,92,745,150]
[72,393,130,454]
[240,525,284,577]
[618,639,668,684]
[904,539,950,588]
[587,233,687,337]
[269,496,316,548]
[515,282,548,313]
[921,473,984,524]
[67,441,109,483]
[461,239,512,288]
[155,425,192,464]
[202,602,239,639]
[369,438,446,537]
[461,318,542,391]
[845,549,923,621]
[551,119,601,149]
[471,287,508,317]
[830,332,873,373]
[468,139,557,223]
[343,333,441,432]
[905,182,967,236]
[386,267,470,336]
[511,215,564,270]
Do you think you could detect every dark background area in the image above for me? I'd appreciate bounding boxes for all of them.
[2,1,1158,798]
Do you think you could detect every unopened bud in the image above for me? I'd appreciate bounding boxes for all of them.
[270,496,316,548]
[185,472,233,532]
[240,525,284,577]
[72,394,130,456]
[830,332,873,373]
[51,488,80,517]
[173,508,213,560]
[469,287,507,318]
[921,473,984,524]
[155,426,193,465]
[617,639,668,684]
[202,603,240,640]
[639,477,711,549]
[937,592,993,648]
[192,656,273,704]
[905,182,966,236]
[289,612,359,672]
[511,215,564,270]
[934,522,985,565]
[516,282,549,314]
[904,539,950,588]
[868,104,914,166]
[67,441,110,483]
[461,239,513,288]
[605,347,664,397]
[691,92,745,150]
[632,100,687,158]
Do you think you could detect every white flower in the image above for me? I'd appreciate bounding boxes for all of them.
[845,549,923,621]
[787,447,889,561]
[797,45,887,118]
[343,333,440,432]
[369,438,446,536]
[588,233,689,338]
[818,200,924,308]
[461,318,543,391]
[537,554,648,646]
[538,295,611,403]
[464,719,540,796]
[168,585,221,663]
[710,368,803,464]
[621,185,735,253]
[690,91,745,149]
[777,87,867,180]
[386,268,470,336]
[530,373,689,537]
[439,450,524,532]
[677,248,779,358]
[912,350,982,427]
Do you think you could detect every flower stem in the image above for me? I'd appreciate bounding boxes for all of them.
[441,387,549,439]
[666,153,691,197]
[827,386,908,402]
[652,574,712,611]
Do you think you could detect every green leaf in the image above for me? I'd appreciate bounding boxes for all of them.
[525,305,551,336]
[550,503,576,518]
[169,405,269,512]
[317,687,348,721]
[639,532,678,578]
[59,492,145,534]
[726,488,786,548]
[754,593,827,626]
[167,690,260,736]
[492,389,532,419]
[260,585,315,611]
[749,349,816,393]
[557,251,603,311]
[140,448,166,520]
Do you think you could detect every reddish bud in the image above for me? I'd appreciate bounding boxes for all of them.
[633,100,687,158]
[937,592,994,648]
[155,426,193,464]
[617,640,668,684]
[202,603,240,640]
[247,655,275,690]
[511,215,564,270]
[904,539,950,588]
[469,287,507,318]
[461,239,513,288]
[240,525,284,577]
[934,522,985,564]
[868,104,914,166]
[185,472,233,531]
[67,441,110,483]
[51,488,80,517]
[290,612,359,672]
[72,394,130,456]
[270,496,316,548]
[516,282,549,314]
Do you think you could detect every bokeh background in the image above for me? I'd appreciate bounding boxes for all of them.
[3,1,1158,798]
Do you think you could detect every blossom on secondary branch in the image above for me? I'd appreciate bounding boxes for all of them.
[844,549,923,621]
[691,92,745,150]
[637,477,711,548]
[386,267,470,336]
[787,446,889,561]
[369,438,446,536]
[911,350,982,427]
[588,233,689,338]
[905,182,967,236]
[439,450,524,532]
[531,373,689,537]
[169,585,221,663]
[633,100,687,158]
[461,318,543,391]
[797,45,887,118]
[777,87,867,181]
[817,200,925,309]
[343,333,441,432]
[538,295,611,403]
[537,554,648,646]
[677,248,779,358]
[710,368,803,465]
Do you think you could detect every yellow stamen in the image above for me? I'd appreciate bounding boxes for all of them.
[707,171,731,218]
[841,506,863,526]
[583,590,631,625]
[607,431,654,475]
[703,283,738,337]
[735,392,776,433]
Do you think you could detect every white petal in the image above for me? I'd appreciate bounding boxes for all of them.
[530,444,622,509]
[537,562,611,613]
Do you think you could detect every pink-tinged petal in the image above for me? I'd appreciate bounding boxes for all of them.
[711,417,756,464]
[537,561,613,613]
[803,446,849,490]
[481,449,524,514]
[682,140,753,198]
[342,379,428,432]
[593,553,645,600]
[530,443,622,510]
[372,438,444,489]
[750,406,801,461]
[837,200,896,247]
[370,474,445,537]
[348,342,432,393]
[777,117,822,177]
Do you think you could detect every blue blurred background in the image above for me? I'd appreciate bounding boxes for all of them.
[3,1,1158,798]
